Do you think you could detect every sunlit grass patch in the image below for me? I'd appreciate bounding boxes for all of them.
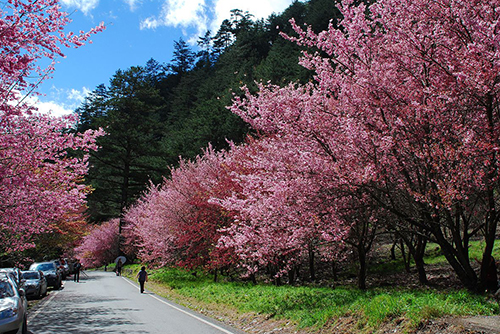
[424,240,500,265]
[138,266,498,333]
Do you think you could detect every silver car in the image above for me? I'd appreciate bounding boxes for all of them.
[20,270,47,299]
[0,269,23,291]
[0,273,27,334]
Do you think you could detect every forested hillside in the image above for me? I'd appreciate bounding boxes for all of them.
[77,0,340,222]
[75,0,500,297]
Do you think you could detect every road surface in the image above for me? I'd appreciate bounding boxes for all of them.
[27,271,246,334]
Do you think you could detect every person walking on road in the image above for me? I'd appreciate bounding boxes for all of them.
[74,260,81,282]
[116,259,123,276]
[137,266,148,293]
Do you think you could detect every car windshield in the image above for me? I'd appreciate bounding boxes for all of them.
[0,281,14,298]
[22,272,39,280]
[33,263,54,271]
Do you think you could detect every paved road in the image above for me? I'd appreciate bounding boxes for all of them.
[27,271,246,334]
[458,316,500,333]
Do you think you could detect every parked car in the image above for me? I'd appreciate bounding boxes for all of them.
[65,259,75,275]
[0,273,27,334]
[51,259,68,280]
[28,262,61,289]
[59,259,70,278]
[20,270,47,299]
[0,268,24,290]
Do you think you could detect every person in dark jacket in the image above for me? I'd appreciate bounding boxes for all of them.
[137,266,148,293]
[74,261,81,282]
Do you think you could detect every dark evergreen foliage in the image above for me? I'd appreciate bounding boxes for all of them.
[77,0,342,222]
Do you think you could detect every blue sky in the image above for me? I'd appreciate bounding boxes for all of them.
[34,0,296,116]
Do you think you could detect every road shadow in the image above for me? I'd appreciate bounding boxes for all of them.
[29,293,144,333]
[28,272,147,334]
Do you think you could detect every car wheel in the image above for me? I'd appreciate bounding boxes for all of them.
[36,287,41,299]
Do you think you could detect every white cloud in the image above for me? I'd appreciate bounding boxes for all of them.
[212,0,292,30]
[124,0,141,12]
[60,0,100,16]
[34,99,75,117]
[140,17,161,30]
[68,87,91,104]
[28,87,91,117]
[140,0,293,42]
[140,0,208,35]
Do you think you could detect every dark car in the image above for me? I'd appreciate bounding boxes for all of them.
[0,273,27,334]
[20,271,47,299]
[28,262,61,290]
[51,259,69,280]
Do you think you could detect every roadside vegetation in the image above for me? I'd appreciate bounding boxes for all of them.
[121,240,500,334]
[76,0,500,304]
[75,0,500,331]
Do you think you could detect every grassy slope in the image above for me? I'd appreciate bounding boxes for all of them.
[122,240,500,334]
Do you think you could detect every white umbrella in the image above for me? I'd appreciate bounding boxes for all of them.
[114,256,126,264]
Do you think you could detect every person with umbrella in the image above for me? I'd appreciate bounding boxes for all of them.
[115,256,126,276]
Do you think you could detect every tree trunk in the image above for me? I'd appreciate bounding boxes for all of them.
[390,238,397,260]
[288,268,296,285]
[479,93,498,293]
[331,261,338,281]
[413,253,428,285]
[413,234,428,285]
[400,239,411,273]
[357,244,367,290]
[399,231,429,285]
[432,227,478,291]
[309,245,316,281]
[118,144,131,256]
[479,213,498,292]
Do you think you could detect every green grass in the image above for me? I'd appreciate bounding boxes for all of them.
[125,266,498,333]
[120,240,500,333]
[423,240,500,265]
[368,239,500,270]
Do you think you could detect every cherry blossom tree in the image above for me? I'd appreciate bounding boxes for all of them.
[231,0,500,291]
[0,0,104,254]
[124,136,348,283]
[123,182,179,266]
[0,0,104,116]
[124,146,238,273]
[0,113,105,252]
[215,136,348,283]
[75,219,119,268]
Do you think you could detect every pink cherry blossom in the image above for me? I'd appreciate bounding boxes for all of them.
[0,0,104,253]
[75,219,119,268]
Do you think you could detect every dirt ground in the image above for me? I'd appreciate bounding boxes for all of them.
[212,311,500,334]
[199,307,500,334]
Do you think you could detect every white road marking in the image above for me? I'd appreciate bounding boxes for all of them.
[122,277,236,334]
